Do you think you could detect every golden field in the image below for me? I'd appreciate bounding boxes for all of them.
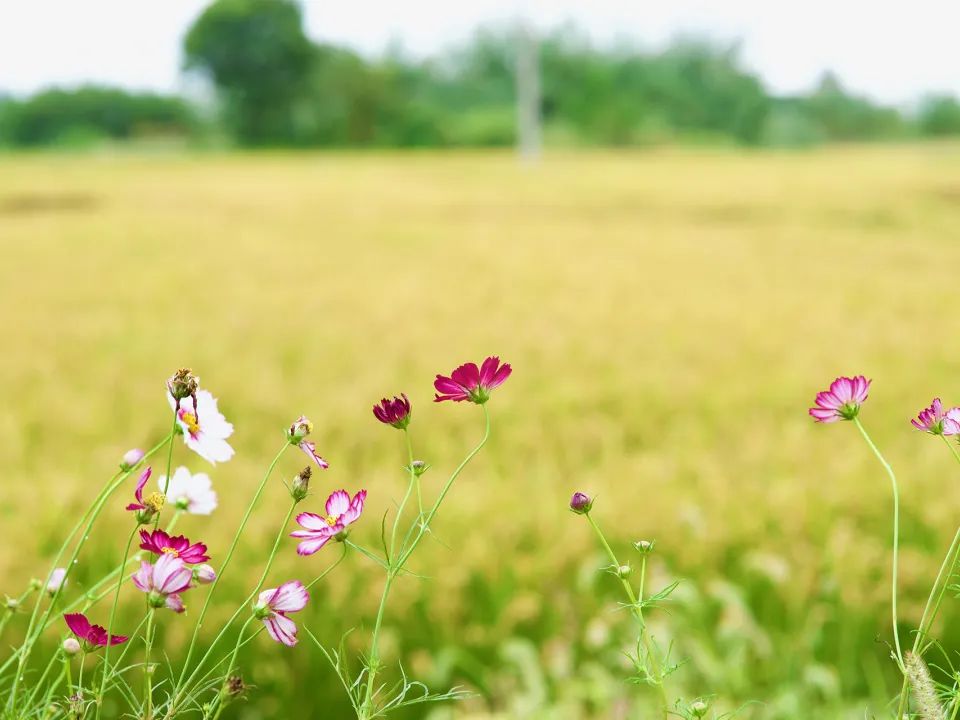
[2,145,960,718]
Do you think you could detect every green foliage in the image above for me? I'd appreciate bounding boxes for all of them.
[918,95,960,136]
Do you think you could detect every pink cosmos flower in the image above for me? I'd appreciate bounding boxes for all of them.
[372,394,411,429]
[434,356,512,404]
[131,553,192,613]
[158,467,218,515]
[911,398,960,435]
[253,580,309,647]
[63,613,128,651]
[168,389,234,465]
[809,375,871,423]
[287,415,329,470]
[139,529,209,564]
[290,489,366,555]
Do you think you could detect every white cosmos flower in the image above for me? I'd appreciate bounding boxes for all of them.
[167,389,234,465]
[158,466,218,515]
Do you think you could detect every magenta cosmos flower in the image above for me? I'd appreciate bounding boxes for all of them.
[168,389,235,465]
[139,529,209,564]
[809,375,870,423]
[253,580,309,646]
[132,553,193,613]
[373,394,411,429]
[63,613,127,651]
[287,415,329,470]
[434,356,512,404]
[290,489,366,555]
[911,398,960,435]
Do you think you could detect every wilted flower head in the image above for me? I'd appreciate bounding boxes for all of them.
[167,368,199,402]
[158,467,217,515]
[193,564,217,585]
[226,674,247,698]
[809,375,870,423]
[373,394,411,429]
[139,528,209,564]
[126,467,164,523]
[120,448,144,471]
[290,489,366,555]
[434,356,512,404]
[253,580,309,647]
[169,389,234,465]
[46,568,67,596]
[288,415,313,442]
[911,398,960,436]
[291,466,312,503]
[63,613,127,651]
[131,553,193,613]
[569,492,592,514]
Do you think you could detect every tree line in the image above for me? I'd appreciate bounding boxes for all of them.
[2,0,959,149]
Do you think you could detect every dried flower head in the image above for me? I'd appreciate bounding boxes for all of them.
[291,466,312,503]
[905,652,946,720]
[167,368,199,402]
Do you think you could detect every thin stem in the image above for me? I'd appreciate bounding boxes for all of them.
[143,609,156,720]
[585,511,669,718]
[95,525,139,719]
[404,429,422,518]
[168,443,288,711]
[205,617,256,720]
[360,405,491,719]
[853,417,904,667]
[156,405,180,530]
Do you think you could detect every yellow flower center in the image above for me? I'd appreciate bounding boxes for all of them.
[160,547,180,557]
[325,515,338,526]
[144,492,165,513]
[180,411,201,435]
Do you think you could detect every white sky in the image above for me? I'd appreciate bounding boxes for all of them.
[0,1,957,105]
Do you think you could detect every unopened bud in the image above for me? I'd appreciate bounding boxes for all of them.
[616,564,632,579]
[690,700,708,717]
[120,448,144,471]
[291,466,312,502]
[167,368,199,401]
[288,416,313,442]
[46,568,67,595]
[62,638,81,656]
[5,597,18,611]
[194,564,216,585]
[569,492,593,514]
[29,578,42,591]
[634,540,655,554]
[407,460,429,477]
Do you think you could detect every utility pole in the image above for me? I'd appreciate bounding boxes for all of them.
[515,19,541,163]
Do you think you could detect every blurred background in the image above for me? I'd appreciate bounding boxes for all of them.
[2,1,960,718]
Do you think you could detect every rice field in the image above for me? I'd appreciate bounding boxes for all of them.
[2,144,960,718]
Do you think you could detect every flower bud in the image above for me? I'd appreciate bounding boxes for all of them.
[62,638,81,656]
[616,564,632,578]
[5,597,18,611]
[288,416,313,442]
[634,540,655,554]
[408,460,429,477]
[690,700,708,717]
[120,448,144,471]
[29,578,42,591]
[291,466,312,503]
[226,674,247,697]
[569,492,593,514]
[194,564,217,585]
[46,568,67,595]
[167,368,199,401]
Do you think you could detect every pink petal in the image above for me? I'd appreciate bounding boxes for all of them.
[263,612,298,646]
[295,535,333,556]
[165,593,185,613]
[450,363,480,390]
[325,490,350,518]
[487,362,512,390]
[294,512,328,531]
[64,613,92,639]
[267,580,309,613]
[479,356,499,387]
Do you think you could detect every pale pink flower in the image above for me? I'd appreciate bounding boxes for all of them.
[193,564,216,585]
[158,467,218,515]
[253,580,309,647]
[287,415,329,470]
[290,489,366,555]
[168,389,234,465]
[911,398,960,436]
[809,375,870,423]
[131,553,192,613]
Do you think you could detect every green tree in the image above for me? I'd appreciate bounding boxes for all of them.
[183,0,314,145]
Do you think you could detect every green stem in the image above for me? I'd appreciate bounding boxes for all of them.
[143,609,156,720]
[853,418,904,667]
[360,405,490,719]
[585,512,668,718]
[155,405,180,531]
[168,443,288,713]
[404,429,422,519]
[6,435,171,708]
[95,525,138,719]
[205,617,256,720]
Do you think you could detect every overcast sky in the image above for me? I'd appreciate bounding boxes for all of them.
[0,1,957,105]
